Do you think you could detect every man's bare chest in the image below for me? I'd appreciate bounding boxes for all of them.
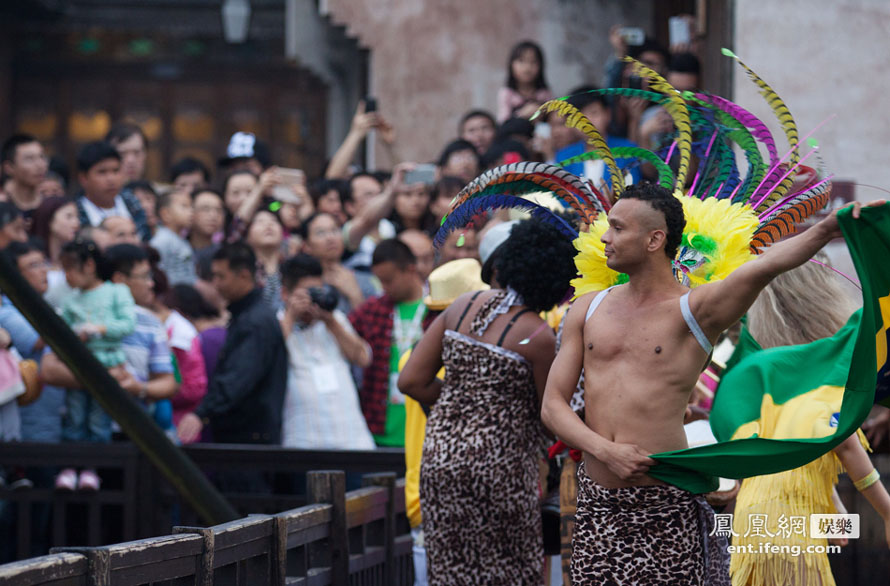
[583,301,690,364]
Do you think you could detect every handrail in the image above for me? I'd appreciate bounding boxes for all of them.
[0,470,413,586]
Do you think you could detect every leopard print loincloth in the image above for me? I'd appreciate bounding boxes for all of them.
[572,460,730,585]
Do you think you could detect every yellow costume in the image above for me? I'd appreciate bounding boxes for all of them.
[729,384,870,586]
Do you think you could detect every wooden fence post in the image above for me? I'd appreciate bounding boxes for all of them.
[172,526,214,586]
[48,547,110,586]
[307,470,348,584]
[362,472,396,585]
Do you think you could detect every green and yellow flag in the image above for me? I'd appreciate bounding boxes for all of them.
[649,204,890,493]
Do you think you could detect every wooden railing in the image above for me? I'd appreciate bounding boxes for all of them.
[0,470,413,586]
[0,442,406,560]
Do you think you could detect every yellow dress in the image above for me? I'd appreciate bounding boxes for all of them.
[730,429,868,586]
[399,349,444,529]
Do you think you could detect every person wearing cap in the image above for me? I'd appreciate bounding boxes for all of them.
[0,202,28,250]
[218,132,271,176]
[399,219,577,584]
[477,219,520,286]
[399,258,488,586]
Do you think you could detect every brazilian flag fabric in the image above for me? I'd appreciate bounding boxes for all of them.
[648,204,890,494]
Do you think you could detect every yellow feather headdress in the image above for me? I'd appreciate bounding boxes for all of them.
[571,196,759,296]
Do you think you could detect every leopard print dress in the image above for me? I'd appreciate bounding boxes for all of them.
[420,292,545,585]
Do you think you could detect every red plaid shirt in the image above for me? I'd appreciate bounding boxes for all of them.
[349,295,435,435]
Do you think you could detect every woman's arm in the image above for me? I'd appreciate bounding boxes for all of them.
[234,168,280,225]
[834,432,890,547]
[398,310,448,405]
[325,102,379,180]
[344,163,410,250]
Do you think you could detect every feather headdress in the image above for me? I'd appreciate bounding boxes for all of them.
[435,50,832,299]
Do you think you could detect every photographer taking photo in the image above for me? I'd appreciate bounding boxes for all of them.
[278,254,374,450]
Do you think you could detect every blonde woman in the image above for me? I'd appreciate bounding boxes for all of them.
[730,256,890,586]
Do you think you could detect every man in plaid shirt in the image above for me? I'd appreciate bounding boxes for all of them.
[349,239,434,445]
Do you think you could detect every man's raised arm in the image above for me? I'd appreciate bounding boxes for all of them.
[694,201,886,338]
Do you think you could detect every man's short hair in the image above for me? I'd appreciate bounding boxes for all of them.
[434,175,465,199]
[371,238,416,269]
[619,183,686,259]
[157,188,187,212]
[481,138,531,168]
[628,39,670,65]
[105,122,148,148]
[566,85,607,111]
[77,141,121,173]
[3,239,43,264]
[190,186,223,203]
[298,212,330,241]
[459,110,496,131]
[103,243,148,279]
[1,134,39,164]
[280,254,323,290]
[670,52,701,76]
[0,201,23,228]
[169,156,210,183]
[344,172,381,204]
[310,178,347,207]
[437,139,480,169]
[212,240,257,278]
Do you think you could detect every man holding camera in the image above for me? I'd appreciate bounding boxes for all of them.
[278,254,375,450]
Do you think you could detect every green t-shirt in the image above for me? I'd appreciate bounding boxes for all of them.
[373,299,426,447]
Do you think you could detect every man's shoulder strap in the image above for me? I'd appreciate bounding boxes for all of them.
[680,291,713,354]
[584,286,616,323]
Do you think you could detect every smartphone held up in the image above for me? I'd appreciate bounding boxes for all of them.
[272,167,306,204]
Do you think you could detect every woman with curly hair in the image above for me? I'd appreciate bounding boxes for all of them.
[399,219,577,585]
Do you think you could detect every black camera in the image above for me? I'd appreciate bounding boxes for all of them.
[308,284,340,312]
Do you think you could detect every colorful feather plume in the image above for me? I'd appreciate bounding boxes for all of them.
[695,93,778,164]
[676,196,759,287]
[532,100,624,197]
[750,177,832,252]
[450,162,603,225]
[432,50,833,307]
[435,194,579,248]
[558,146,675,190]
[722,48,799,164]
[625,57,692,196]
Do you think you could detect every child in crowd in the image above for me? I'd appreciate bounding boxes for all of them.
[496,40,552,123]
[150,189,196,285]
[156,285,208,438]
[125,180,159,238]
[57,239,136,491]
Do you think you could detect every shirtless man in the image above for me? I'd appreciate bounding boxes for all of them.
[542,183,882,584]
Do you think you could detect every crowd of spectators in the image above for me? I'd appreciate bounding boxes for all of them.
[1,25,890,584]
[0,33,739,487]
